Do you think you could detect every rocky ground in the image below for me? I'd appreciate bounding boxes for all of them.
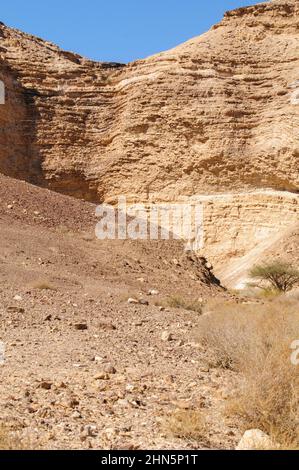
[0,288,240,450]
[0,175,240,450]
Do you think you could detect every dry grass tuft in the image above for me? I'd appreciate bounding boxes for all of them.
[0,425,25,450]
[30,280,57,291]
[196,298,299,448]
[164,409,207,443]
[166,296,203,314]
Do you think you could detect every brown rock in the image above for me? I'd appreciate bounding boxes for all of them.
[74,323,88,331]
[103,364,117,374]
[39,381,52,390]
[161,331,173,342]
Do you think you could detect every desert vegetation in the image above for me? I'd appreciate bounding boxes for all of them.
[249,261,299,293]
[165,296,203,314]
[0,426,24,450]
[164,410,207,444]
[196,298,299,448]
[30,280,58,291]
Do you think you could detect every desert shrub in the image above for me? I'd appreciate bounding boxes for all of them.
[30,280,57,291]
[0,425,24,450]
[249,261,299,293]
[196,298,299,447]
[164,409,207,443]
[166,296,202,314]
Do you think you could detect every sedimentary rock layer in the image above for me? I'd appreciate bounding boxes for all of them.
[0,1,298,281]
[0,0,298,201]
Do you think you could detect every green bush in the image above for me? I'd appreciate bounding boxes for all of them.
[249,261,299,293]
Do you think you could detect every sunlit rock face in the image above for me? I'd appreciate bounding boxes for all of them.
[0,1,298,200]
[0,1,298,284]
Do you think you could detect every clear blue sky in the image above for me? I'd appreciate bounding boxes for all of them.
[1,1,260,63]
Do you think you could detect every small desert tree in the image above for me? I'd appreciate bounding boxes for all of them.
[249,261,299,293]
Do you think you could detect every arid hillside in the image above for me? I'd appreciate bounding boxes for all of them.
[0,173,298,452]
[0,174,232,450]
[0,173,222,298]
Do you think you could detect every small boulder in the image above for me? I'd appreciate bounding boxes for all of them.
[104,364,116,374]
[161,331,173,342]
[236,429,276,450]
[74,323,88,331]
[148,289,159,296]
[94,372,110,381]
[39,381,52,391]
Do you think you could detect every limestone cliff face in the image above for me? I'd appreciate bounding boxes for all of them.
[0,1,298,285]
[108,0,299,202]
[0,24,126,200]
[0,0,298,202]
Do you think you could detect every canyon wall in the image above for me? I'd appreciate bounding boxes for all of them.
[200,190,299,286]
[0,0,298,200]
[0,0,298,283]
[202,191,298,263]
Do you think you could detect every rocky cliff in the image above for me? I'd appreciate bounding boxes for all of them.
[0,0,298,285]
[0,0,298,200]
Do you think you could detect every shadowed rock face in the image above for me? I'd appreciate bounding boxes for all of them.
[0,0,298,203]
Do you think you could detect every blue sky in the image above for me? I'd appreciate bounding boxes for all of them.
[1,1,260,63]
